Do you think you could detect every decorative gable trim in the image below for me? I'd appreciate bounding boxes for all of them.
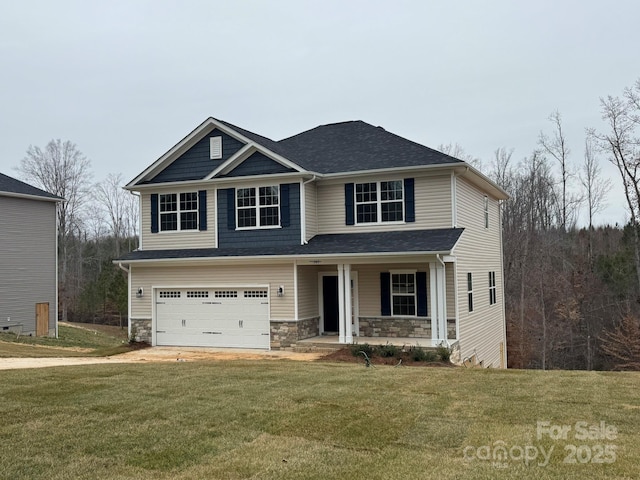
[127,117,307,188]
[210,136,222,160]
[207,144,304,179]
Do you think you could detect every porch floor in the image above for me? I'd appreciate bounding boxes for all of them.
[297,335,453,349]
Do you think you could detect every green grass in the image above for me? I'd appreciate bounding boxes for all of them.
[0,362,638,479]
[0,324,131,357]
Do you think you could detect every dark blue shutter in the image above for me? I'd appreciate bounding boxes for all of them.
[380,272,391,316]
[404,178,415,222]
[280,184,290,227]
[198,190,207,231]
[345,183,355,225]
[150,194,159,233]
[227,188,235,230]
[417,271,427,317]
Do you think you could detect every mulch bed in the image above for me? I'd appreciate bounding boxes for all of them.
[319,347,455,367]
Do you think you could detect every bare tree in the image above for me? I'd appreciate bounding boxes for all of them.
[438,142,483,170]
[539,111,575,230]
[580,138,611,263]
[16,139,92,321]
[590,88,640,293]
[600,314,640,370]
[94,173,136,257]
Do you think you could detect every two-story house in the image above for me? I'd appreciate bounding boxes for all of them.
[1,172,61,337]
[118,117,508,367]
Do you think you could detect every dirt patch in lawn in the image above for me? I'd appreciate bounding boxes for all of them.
[319,347,456,367]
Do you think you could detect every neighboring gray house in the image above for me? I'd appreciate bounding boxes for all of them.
[0,173,61,337]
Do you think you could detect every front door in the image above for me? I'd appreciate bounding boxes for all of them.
[322,276,339,332]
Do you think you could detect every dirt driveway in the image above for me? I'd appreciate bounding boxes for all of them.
[0,347,325,370]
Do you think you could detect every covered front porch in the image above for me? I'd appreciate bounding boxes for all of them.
[292,252,459,349]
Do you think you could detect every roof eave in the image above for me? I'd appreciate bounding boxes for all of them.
[115,249,454,265]
[0,191,63,202]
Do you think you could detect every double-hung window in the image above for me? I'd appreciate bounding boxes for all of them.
[159,192,198,231]
[467,273,474,313]
[489,271,496,305]
[391,272,416,316]
[355,180,403,224]
[237,186,279,228]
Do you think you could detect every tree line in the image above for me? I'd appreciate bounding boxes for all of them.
[14,78,640,370]
[485,78,640,370]
[16,142,137,327]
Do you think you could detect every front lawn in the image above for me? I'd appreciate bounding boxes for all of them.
[0,361,638,479]
[0,323,132,357]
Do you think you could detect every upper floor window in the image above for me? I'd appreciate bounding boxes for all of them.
[467,272,474,313]
[484,195,489,228]
[355,180,404,224]
[159,192,198,231]
[237,186,279,229]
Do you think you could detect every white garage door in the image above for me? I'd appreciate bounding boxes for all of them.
[155,288,270,349]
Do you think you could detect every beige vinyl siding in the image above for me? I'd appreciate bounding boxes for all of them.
[140,187,216,250]
[0,196,57,335]
[297,265,319,318]
[454,177,505,367]
[446,266,456,318]
[304,182,318,241]
[316,174,452,234]
[130,262,295,320]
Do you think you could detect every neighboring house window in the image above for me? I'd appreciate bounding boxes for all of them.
[484,195,489,228]
[236,186,279,228]
[489,271,497,305]
[210,136,222,159]
[355,180,404,223]
[159,192,198,231]
[467,273,474,313]
[391,272,416,316]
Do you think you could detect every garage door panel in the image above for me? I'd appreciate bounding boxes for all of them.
[155,288,270,349]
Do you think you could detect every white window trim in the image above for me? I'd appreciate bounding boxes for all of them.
[236,185,281,230]
[210,136,222,160]
[355,180,405,225]
[390,269,417,317]
[159,192,199,233]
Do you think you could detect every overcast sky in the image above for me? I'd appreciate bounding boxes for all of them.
[1,0,638,226]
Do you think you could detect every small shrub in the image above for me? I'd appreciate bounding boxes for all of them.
[378,343,399,358]
[436,343,452,362]
[410,346,437,362]
[351,343,374,358]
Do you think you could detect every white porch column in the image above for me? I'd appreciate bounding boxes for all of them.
[344,264,353,344]
[429,260,447,342]
[429,262,438,341]
[337,264,346,343]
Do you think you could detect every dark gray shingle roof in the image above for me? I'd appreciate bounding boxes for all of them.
[216,118,463,175]
[117,228,464,262]
[0,172,61,200]
[276,121,463,173]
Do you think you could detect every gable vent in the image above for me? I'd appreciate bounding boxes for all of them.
[210,136,222,160]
